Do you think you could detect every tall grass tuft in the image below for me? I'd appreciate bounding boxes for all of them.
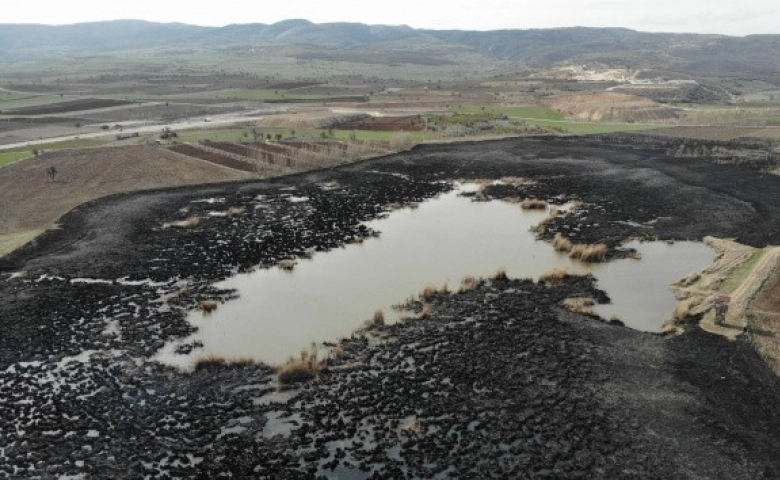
[568,243,607,262]
[200,300,218,314]
[419,302,432,320]
[363,309,385,330]
[562,297,597,316]
[277,344,323,385]
[539,268,570,284]
[459,275,480,293]
[552,233,573,252]
[520,199,548,210]
[164,216,201,229]
[490,267,509,281]
[193,354,255,372]
[278,259,297,271]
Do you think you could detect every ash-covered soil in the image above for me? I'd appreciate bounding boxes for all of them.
[2,136,780,478]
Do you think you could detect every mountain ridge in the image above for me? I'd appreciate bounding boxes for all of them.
[1,20,778,81]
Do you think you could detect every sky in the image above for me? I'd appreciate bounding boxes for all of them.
[3,0,777,36]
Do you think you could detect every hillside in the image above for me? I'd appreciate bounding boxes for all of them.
[1,20,780,82]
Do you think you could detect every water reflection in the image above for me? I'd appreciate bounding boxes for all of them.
[156,187,713,370]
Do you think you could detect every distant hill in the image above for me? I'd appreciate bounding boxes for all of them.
[1,20,779,82]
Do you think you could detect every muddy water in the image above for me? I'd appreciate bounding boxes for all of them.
[156,187,713,370]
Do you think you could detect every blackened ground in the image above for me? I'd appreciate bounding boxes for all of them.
[1,136,780,478]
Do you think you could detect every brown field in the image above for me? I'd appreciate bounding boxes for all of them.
[0,145,251,253]
[206,142,260,158]
[331,115,424,131]
[747,127,780,140]
[545,92,679,123]
[169,144,257,172]
[4,98,134,115]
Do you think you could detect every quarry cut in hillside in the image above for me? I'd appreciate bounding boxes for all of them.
[547,92,680,123]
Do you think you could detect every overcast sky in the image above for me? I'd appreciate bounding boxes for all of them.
[3,0,776,36]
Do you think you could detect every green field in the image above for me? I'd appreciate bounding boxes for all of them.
[0,150,34,167]
[719,249,766,294]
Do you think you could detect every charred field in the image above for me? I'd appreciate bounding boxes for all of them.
[2,136,780,478]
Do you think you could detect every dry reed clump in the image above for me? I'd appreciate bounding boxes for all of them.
[500,176,535,187]
[164,216,201,229]
[532,206,561,233]
[672,273,700,288]
[673,297,703,322]
[420,284,437,302]
[419,302,432,320]
[278,259,297,271]
[400,418,424,438]
[277,345,323,385]
[227,206,246,217]
[419,283,449,301]
[662,319,684,336]
[363,310,385,330]
[193,353,255,372]
[562,297,597,316]
[553,234,608,262]
[520,199,548,210]
[489,267,508,281]
[328,345,345,361]
[459,275,480,293]
[568,244,608,262]
[200,300,218,313]
[539,268,571,284]
[552,233,573,252]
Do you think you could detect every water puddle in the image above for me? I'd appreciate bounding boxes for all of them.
[155,186,713,370]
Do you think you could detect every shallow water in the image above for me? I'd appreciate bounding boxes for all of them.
[156,186,713,369]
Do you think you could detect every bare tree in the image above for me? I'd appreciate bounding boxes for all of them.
[46,166,57,182]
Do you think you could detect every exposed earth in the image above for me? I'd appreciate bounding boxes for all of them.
[2,137,780,478]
